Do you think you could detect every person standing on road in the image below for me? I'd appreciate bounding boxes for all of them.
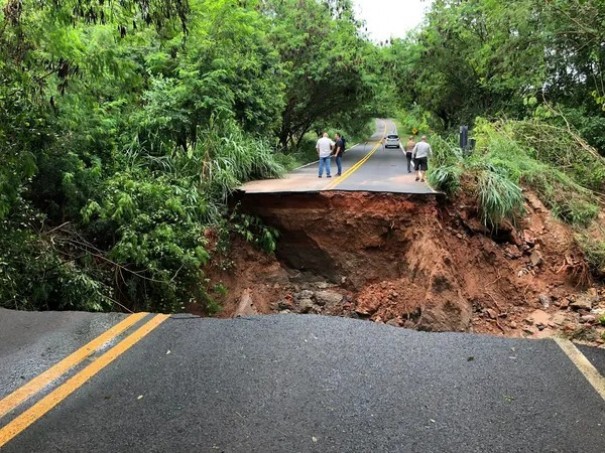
[405,136,416,173]
[316,132,334,178]
[412,135,432,182]
[333,133,345,176]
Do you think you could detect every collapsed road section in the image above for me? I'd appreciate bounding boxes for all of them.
[206,190,605,342]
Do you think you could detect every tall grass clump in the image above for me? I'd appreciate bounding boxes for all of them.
[429,118,600,229]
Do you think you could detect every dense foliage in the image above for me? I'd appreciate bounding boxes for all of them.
[5,0,605,312]
[378,0,605,274]
[384,0,605,150]
[0,0,380,313]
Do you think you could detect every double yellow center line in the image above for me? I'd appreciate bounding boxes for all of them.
[324,121,388,190]
[0,312,169,447]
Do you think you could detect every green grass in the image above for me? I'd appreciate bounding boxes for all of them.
[428,119,600,229]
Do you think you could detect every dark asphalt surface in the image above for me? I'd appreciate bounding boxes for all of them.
[0,308,127,399]
[332,120,435,194]
[2,312,605,452]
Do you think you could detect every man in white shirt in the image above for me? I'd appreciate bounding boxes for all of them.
[412,135,433,182]
[316,132,335,178]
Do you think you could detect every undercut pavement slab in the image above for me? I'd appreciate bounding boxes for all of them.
[3,315,604,453]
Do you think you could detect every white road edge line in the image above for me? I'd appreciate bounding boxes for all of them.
[292,143,361,171]
[554,337,605,401]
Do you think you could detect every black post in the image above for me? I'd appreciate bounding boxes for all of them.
[460,125,469,150]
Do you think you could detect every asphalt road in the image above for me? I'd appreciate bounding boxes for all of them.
[1,309,605,452]
[241,119,436,195]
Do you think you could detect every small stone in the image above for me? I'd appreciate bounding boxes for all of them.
[530,250,544,267]
[315,290,344,307]
[559,299,570,309]
[523,327,536,335]
[456,233,463,239]
[538,294,551,308]
[523,230,536,246]
[386,318,401,327]
[278,300,293,310]
[315,282,331,289]
[504,245,522,259]
[298,299,315,314]
[509,321,518,329]
[280,309,291,314]
[580,315,596,324]
[570,297,593,311]
[524,318,534,326]
[485,309,498,320]
[403,320,416,329]
[537,324,546,331]
[297,290,315,300]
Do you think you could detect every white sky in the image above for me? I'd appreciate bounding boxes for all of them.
[353,0,431,43]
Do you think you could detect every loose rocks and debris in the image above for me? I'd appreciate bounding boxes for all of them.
[201,191,605,347]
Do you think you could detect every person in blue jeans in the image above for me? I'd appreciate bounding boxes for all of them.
[316,132,334,178]
[333,133,345,176]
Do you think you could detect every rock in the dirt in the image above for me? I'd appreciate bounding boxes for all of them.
[538,294,551,309]
[509,321,518,329]
[504,245,522,259]
[402,320,416,329]
[386,318,401,327]
[570,297,593,311]
[277,299,294,311]
[530,250,544,267]
[314,282,332,290]
[523,230,536,246]
[296,290,315,301]
[559,299,570,309]
[580,315,596,324]
[280,309,291,314]
[298,299,315,314]
[315,290,344,307]
[234,289,259,318]
[485,309,498,320]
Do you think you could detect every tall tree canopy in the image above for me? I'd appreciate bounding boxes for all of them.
[0,0,380,312]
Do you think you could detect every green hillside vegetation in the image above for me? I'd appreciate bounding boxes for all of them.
[3,0,605,312]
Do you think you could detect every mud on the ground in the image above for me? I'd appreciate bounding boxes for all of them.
[200,191,605,346]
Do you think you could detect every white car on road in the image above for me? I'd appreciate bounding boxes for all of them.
[384,134,401,149]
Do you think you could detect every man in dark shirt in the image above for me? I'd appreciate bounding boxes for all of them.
[333,133,345,176]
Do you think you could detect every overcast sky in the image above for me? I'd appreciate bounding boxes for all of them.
[353,0,431,42]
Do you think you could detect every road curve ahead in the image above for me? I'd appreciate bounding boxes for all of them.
[1,309,605,452]
[241,119,436,195]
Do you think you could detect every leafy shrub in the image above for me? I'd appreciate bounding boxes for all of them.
[430,119,600,229]
[0,201,114,312]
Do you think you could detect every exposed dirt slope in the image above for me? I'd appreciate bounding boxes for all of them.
[203,191,605,344]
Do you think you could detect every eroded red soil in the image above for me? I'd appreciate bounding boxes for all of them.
[200,191,605,345]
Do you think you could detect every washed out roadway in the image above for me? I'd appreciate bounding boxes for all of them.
[241,119,437,195]
[1,309,605,452]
